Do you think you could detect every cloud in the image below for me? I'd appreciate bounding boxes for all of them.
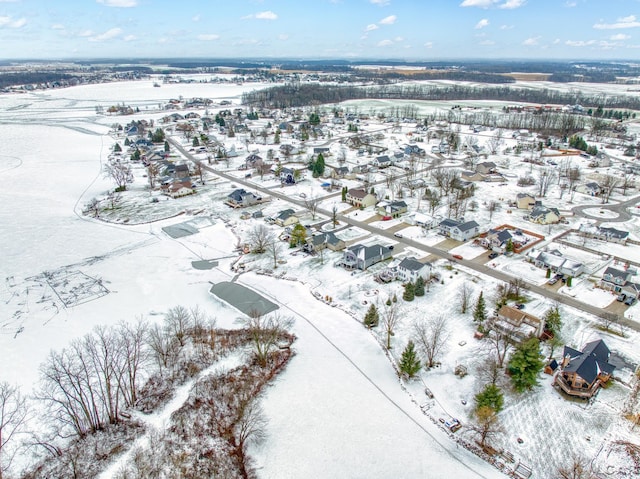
[566,39,597,47]
[522,36,540,45]
[247,11,278,20]
[500,24,514,30]
[123,35,136,41]
[51,24,65,30]
[565,1,577,6]
[198,33,220,41]
[0,16,26,28]
[610,33,630,41]
[278,34,289,40]
[365,23,379,32]
[499,0,526,9]
[475,19,490,29]
[192,15,201,22]
[96,0,138,7]
[460,0,525,8]
[78,29,94,37]
[480,39,495,45]
[424,41,433,48]
[89,27,123,42]
[370,0,390,5]
[379,15,397,25]
[594,15,640,30]
[377,39,393,46]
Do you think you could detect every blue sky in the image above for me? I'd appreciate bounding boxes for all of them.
[2,0,640,60]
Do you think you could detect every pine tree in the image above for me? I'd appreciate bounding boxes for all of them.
[508,337,544,392]
[414,276,425,297]
[164,140,170,152]
[473,291,487,327]
[399,340,422,379]
[543,305,562,336]
[192,137,200,147]
[474,384,504,413]
[363,304,379,329]
[113,142,122,153]
[274,129,281,144]
[403,282,415,302]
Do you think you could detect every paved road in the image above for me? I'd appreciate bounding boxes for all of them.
[169,138,638,332]
[571,193,640,223]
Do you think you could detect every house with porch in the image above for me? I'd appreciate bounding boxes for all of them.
[476,161,497,175]
[527,202,561,225]
[304,232,346,253]
[600,266,639,299]
[527,249,584,277]
[438,218,481,242]
[555,339,615,399]
[280,167,297,185]
[274,209,299,227]
[578,224,629,245]
[346,188,378,208]
[342,244,392,270]
[483,228,513,252]
[575,182,602,197]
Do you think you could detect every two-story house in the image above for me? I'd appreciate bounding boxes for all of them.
[342,244,392,270]
[555,339,616,399]
[438,218,480,242]
[488,305,545,344]
[226,188,262,208]
[346,188,377,208]
[396,257,431,283]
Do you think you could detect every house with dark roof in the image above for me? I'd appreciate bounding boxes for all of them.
[342,244,392,270]
[275,209,299,227]
[280,167,297,185]
[396,257,430,283]
[515,193,536,210]
[346,188,377,208]
[579,224,629,245]
[576,182,602,197]
[438,218,480,242]
[377,200,408,218]
[555,339,615,399]
[373,155,393,169]
[225,188,262,208]
[600,266,639,299]
[304,232,346,253]
[483,228,513,252]
[476,161,497,175]
[527,202,560,225]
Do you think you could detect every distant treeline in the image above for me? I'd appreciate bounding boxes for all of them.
[242,82,640,111]
[0,72,77,89]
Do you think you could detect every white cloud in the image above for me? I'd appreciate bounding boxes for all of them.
[500,24,513,30]
[610,33,630,41]
[379,15,397,25]
[565,1,577,6]
[460,0,525,8]
[522,36,540,45]
[89,27,123,42]
[51,24,65,30]
[394,36,403,42]
[192,15,201,22]
[96,0,138,7]
[499,0,526,9]
[460,0,495,7]
[123,34,136,42]
[475,19,490,29]
[365,23,379,32]
[278,34,289,41]
[0,16,26,28]
[78,29,94,37]
[566,39,596,47]
[594,15,640,30]
[480,39,495,45]
[377,39,393,46]
[255,11,278,20]
[198,33,220,41]
[370,0,390,5]
[424,41,433,48]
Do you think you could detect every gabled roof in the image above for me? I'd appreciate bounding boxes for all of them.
[347,244,391,261]
[347,188,369,199]
[563,339,615,385]
[598,226,629,240]
[458,220,479,232]
[398,256,426,272]
[277,208,295,220]
[602,266,630,280]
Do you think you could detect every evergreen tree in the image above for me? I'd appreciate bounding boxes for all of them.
[403,282,415,302]
[113,142,122,153]
[543,305,562,336]
[474,384,504,413]
[341,186,348,202]
[192,137,200,147]
[164,140,170,152]
[289,223,307,247]
[473,291,487,327]
[274,129,281,144]
[399,340,422,379]
[363,304,379,329]
[392,293,397,303]
[508,337,544,392]
[313,153,325,178]
[414,276,425,297]
[130,148,141,162]
[151,128,165,143]
[124,137,131,147]
[505,238,514,253]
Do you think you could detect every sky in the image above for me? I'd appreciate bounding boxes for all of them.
[2,0,640,61]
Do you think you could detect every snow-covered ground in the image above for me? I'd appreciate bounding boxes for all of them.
[2,77,640,478]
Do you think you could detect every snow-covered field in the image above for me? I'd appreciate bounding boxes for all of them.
[2,76,640,478]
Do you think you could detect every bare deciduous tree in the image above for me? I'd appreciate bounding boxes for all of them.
[537,167,556,197]
[381,301,400,350]
[487,200,501,221]
[304,194,321,220]
[0,382,28,479]
[470,405,503,448]
[457,282,473,314]
[267,239,284,269]
[600,174,620,204]
[104,157,133,191]
[487,128,504,155]
[556,452,597,479]
[247,224,275,254]
[239,312,294,367]
[412,315,450,368]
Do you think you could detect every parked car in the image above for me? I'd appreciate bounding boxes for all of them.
[394,232,403,238]
[444,418,462,432]
[515,303,525,310]
[617,293,627,302]
[424,387,434,399]
[488,252,499,259]
[548,277,559,285]
[624,296,636,306]
[452,254,463,260]
[382,215,392,221]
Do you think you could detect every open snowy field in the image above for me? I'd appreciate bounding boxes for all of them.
[2,76,640,478]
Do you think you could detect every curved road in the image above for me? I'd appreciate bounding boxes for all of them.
[170,138,638,332]
[571,193,640,223]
